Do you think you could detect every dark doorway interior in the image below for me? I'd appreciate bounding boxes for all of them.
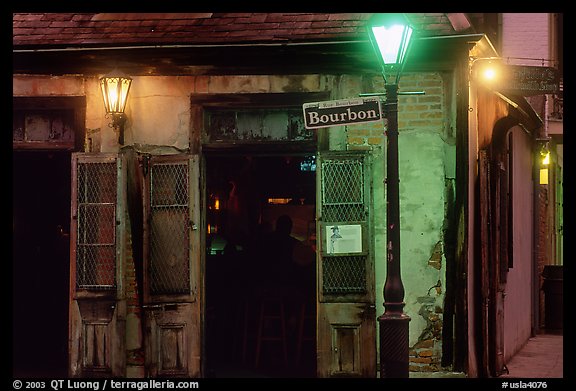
[205,153,317,378]
[13,150,71,378]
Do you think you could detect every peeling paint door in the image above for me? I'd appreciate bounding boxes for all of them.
[142,154,202,377]
[69,152,126,377]
[490,154,507,377]
[479,148,507,377]
[479,149,491,377]
[316,151,376,377]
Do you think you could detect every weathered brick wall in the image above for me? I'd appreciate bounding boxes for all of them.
[345,72,450,373]
[345,72,444,148]
[398,73,445,132]
[108,71,449,375]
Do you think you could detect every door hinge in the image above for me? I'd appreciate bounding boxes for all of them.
[140,153,151,177]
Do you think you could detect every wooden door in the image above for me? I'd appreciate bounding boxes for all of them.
[69,152,126,377]
[478,149,491,377]
[479,149,507,377]
[316,151,376,377]
[141,154,202,377]
[490,155,507,376]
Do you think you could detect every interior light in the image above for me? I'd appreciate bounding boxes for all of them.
[540,168,549,185]
[268,198,292,205]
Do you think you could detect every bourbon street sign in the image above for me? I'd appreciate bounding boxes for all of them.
[499,65,560,96]
[303,97,382,129]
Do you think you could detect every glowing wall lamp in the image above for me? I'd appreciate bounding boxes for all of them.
[539,141,551,185]
[367,13,414,379]
[100,69,132,145]
[471,58,504,89]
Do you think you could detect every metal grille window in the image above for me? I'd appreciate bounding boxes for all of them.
[76,161,117,289]
[320,155,370,297]
[323,256,366,294]
[321,159,365,222]
[149,162,190,294]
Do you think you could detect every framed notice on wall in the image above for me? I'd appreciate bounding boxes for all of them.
[326,224,362,254]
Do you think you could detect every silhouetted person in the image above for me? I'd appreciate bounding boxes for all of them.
[269,215,299,284]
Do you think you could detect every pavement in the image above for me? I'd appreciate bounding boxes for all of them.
[410,331,563,379]
[499,331,563,379]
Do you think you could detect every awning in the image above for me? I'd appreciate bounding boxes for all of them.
[493,91,544,134]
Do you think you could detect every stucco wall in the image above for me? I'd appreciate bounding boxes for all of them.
[501,11,548,363]
[341,72,452,371]
[13,70,454,374]
[397,74,450,370]
[503,127,534,361]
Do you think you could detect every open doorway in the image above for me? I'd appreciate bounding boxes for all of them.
[204,153,317,378]
[13,150,71,377]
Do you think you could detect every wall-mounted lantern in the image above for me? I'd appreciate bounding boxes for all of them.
[100,69,132,145]
[538,139,551,185]
[470,57,504,89]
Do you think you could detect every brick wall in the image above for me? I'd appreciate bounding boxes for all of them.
[346,72,444,149]
[502,14,550,66]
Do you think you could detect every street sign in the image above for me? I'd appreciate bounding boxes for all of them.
[499,65,560,96]
[303,97,382,129]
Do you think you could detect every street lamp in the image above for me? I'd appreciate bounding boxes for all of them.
[367,13,414,378]
[100,69,132,145]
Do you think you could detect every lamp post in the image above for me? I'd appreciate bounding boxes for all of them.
[367,13,414,378]
[100,69,132,145]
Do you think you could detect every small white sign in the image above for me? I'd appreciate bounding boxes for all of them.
[326,224,362,254]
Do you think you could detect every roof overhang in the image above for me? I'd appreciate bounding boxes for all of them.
[494,92,544,134]
[12,33,496,77]
[12,31,543,133]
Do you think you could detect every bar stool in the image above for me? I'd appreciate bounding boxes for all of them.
[295,298,316,366]
[254,290,289,369]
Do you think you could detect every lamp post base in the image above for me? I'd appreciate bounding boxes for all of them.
[378,313,411,378]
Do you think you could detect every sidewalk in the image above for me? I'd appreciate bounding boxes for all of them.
[409,332,563,379]
[499,332,563,379]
